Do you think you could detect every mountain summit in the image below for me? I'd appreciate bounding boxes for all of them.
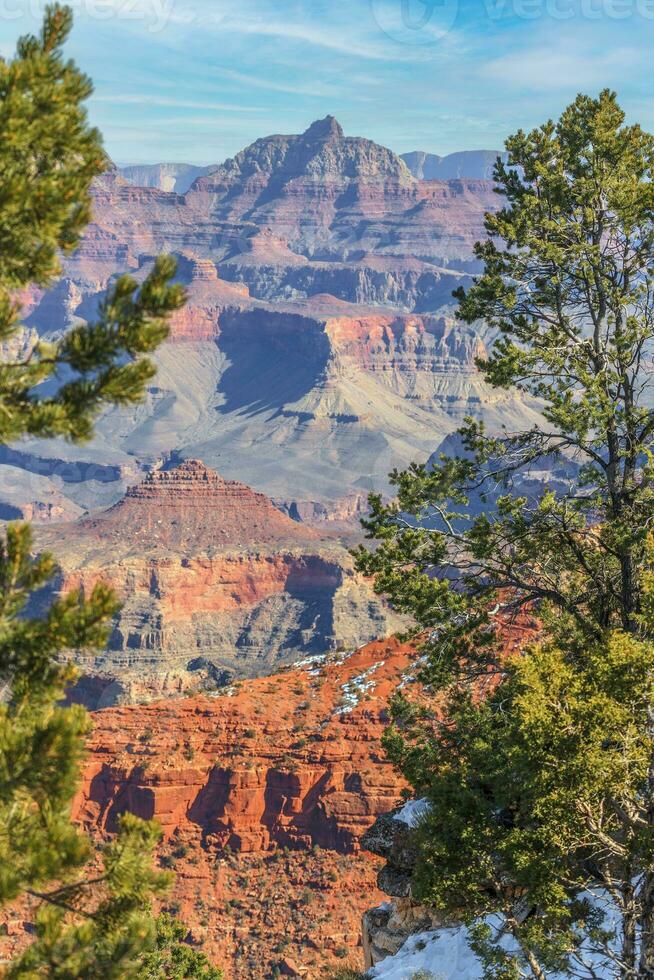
[191,115,412,187]
[302,114,344,142]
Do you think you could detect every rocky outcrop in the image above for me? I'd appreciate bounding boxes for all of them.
[167,257,251,341]
[120,162,215,194]
[69,638,414,977]
[274,491,370,527]
[361,803,444,968]
[35,461,401,702]
[0,638,417,978]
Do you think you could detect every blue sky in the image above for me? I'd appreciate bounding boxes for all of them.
[1,0,652,164]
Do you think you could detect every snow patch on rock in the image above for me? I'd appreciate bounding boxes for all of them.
[368,927,481,979]
[395,798,431,829]
[334,661,384,714]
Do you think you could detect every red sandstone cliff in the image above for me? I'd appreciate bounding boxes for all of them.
[0,637,412,978]
[0,637,416,977]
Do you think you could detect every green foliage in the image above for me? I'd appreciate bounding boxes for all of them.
[0,523,175,976]
[388,631,654,977]
[6,815,171,979]
[358,91,654,977]
[0,522,116,907]
[0,5,185,444]
[0,4,104,289]
[0,6,202,977]
[141,915,223,979]
[356,90,654,686]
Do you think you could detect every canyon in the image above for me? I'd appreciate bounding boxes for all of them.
[34,459,400,705]
[0,636,417,978]
[0,119,541,978]
[6,116,540,523]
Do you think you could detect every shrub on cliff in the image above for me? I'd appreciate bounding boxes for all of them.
[0,6,207,976]
[357,90,654,977]
[142,916,223,979]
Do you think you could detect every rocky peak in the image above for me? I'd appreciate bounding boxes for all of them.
[193,118,413,190]
[301,115,344,143]
[188,259,218,282]
[126,458,237,499]
[69,459,322,553]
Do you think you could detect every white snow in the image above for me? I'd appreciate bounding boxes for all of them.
[291,654,328,670]
[368,897,623,980]
[397,655,428,690]
[368,927,479,979]
[368,921,546,979]
[395,797,431,829]
[334,661,385,714]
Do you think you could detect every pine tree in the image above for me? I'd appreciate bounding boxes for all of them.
[0,6,213,976]
[356,91,654,977]
[141,916,223,979]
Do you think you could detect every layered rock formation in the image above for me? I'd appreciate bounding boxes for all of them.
[187,116,496,272]
[362,804,442,968]
[2,117,541,521]
[34,460,400,703]
[75,636,412,849]
[0,640,416,980]
[0,638,416,978]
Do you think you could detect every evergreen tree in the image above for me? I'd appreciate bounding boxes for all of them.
[0,6,213,976]
[356,91,654,977]
[141,916,223,979]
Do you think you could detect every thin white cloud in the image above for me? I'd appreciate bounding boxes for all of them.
[93,93,264,111]
[196,5,455,63]
[212,67,352,99]
[208,14,394,59]
[482,43,640,91]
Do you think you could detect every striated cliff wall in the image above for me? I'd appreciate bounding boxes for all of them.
[67,637,415,977]
[34,461,401,703]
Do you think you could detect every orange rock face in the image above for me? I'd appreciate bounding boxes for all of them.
[67,637,415,977]
[75,636,412,849]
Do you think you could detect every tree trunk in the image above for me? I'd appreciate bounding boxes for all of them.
[639,714,654,977]
[622,877,638,979]
[639,873,654,978]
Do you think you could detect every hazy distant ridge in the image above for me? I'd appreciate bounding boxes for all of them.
[119,162,216,193]
[120,144,509,191]
[401,149,508,180]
